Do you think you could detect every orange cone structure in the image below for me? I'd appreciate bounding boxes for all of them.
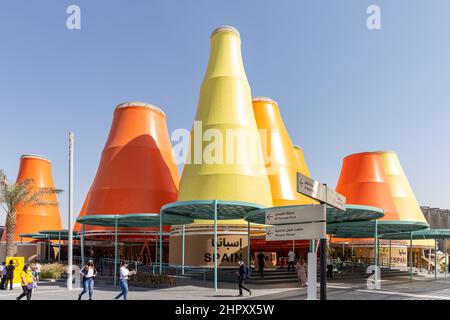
[77,102,179,234]
[1,155,62,242]
[336,152,400,221]
[252,97,316,206]
[376,151,432,247]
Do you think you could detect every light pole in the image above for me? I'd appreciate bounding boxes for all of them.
[67,132,74,290]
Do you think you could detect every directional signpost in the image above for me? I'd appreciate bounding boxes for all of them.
[264,204,327,300]
[296,172,346,301]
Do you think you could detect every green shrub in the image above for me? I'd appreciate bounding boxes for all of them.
[40,263,66,280]
[130,272,175,286]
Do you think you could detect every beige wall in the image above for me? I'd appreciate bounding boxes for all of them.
[169,233,248,267]
[0,243,45,263]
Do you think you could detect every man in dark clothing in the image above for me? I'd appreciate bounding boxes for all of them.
[257,252,265,277]
[236,259,251,296]
[4,260,15,290]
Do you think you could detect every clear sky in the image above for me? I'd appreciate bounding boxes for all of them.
[1,1,449,228]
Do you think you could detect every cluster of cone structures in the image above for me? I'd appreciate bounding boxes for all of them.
[1,155,62,242]
[76,102,179,235]
[3,26,431,256]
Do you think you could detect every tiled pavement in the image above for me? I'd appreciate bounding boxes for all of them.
[1,275,450,300]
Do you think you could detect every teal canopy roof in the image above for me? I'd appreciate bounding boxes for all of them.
[76,213,194,227]
[379,229,450,240]
[161,200,266,220]
[328,220,429,238]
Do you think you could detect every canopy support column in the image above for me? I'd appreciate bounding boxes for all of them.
[58,232,61,263]
[214,200,218,292]
[159,211,163,274]
[389,240,392,269]
[114,215,118,286]
[81,224,85,266]
[155,231,158,274]
[374,220,378,268]
[182,224,185,275]
[445,239,447,277]
[435,239,437,279]
[247,221,251,268]
[409,232,413,280]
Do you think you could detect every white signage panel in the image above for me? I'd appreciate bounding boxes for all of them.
[265,222,326,241]
[264,205,326,225]
[296,172,346,211]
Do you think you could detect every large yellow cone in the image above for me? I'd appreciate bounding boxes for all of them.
[252,97,316,206]
[377,151,432,247]
[294,145,312,178]
[177,26,272,207]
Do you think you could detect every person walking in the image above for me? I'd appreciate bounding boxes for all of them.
[0,262,5,290]
[257,252,265,277]
[34,261,42,284]
[287,250,296,272]
[114,262,136,300]
[16,264,35,300]
[78,259,97,300]
[236,259,251,297]
[326,255,334,279]
[296,257,308,287]
[4,260,15,290]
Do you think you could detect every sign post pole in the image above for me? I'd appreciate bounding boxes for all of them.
[319,185,327,301]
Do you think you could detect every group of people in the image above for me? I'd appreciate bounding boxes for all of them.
[326,255,346,279]
[0,260,41,300]
[255,250,308,287]
[77,259,136,300]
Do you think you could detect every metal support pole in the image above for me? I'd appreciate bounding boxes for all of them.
[374,220,378,268]
[247,221,251,268]
[374,219,378,284]
[409,232,413,280]
[389,240,392,269]
[68,131,74,289]
[114,216,118,286]
[47,236,51,262]
[155,231,158,269]
[81,224,85,266]
[182,225,185,275]
[214,200,218,292]
[444,239,447,277]
[320,193,327,300]
[159,211,163,274]
[320,238,327,300]
[58,232,61,263]
[435,239,438,279]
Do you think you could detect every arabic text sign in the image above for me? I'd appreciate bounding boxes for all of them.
[265,222,326,241]
[296,172,346,211]
[265,205,326,225]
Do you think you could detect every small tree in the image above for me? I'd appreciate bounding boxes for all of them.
[0,169,62,257]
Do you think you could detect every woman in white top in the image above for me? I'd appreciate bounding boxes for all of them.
[78,260,97,300]
[114,262,136,300]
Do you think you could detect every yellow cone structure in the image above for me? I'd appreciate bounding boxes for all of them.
[294,145,312,178]
[376,151,432,247]
[177,26,272,207]
[252,97,316,206]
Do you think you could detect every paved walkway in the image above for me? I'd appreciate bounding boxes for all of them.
[1,276,450,300]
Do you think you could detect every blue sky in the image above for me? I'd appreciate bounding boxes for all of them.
[1,1,449,227]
